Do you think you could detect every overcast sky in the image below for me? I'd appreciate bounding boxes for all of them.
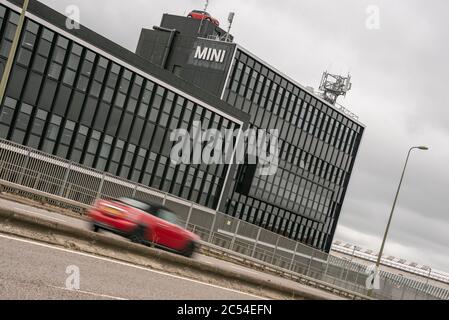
[39,0,449,272]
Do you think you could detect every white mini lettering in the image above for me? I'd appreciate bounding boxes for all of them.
[194,46,227,63]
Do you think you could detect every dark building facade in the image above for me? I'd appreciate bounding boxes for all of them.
[136,14,236,97]
[222,48,364,252]
[0,0,248,212]
[0,0,364,253]
[136,15,365,252]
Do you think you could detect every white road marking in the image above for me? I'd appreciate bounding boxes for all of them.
[47,285,127,300]
[0,233,267,300]
[12,207,65,223]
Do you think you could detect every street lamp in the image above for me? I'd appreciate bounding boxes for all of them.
[424,267,432,293]
[369,146,429,294]
[344,245,360,282]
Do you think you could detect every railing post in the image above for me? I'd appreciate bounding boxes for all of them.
[184,203,194,229]
[162,193,167,206]
[59,162,71,197]
[270,236,280,264]
[65,183,72,199]
[352,267,358,286]
[96,173,105,200]
[289,242,299,271]
[18,147,31,185]
[131,182,138,198]
[230,219,240,251]
[324,258,330,280]
[344,262,351,282]
[251,228,262,258]
[306,250,315,276]
[340,258,347,279]
[207,211,218,243]
[33,172,41,190]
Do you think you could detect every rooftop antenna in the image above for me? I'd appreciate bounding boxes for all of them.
[224,12,235,42]
[197,0,209,34]
[318,71,352,105]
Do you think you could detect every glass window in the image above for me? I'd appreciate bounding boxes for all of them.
[16,47,32,66]
[48,63,62,80]
[30,109,47,136]
[41,114,62,154]
[80,97,98,126]
[76,75,89,92]
[107,107,122,135]
[0,96,17,137]
[14,102,33,130]
[93,102,110,131]
[85,50,96,62]
[158,209,181,226]
[62,68,76,86]
[117,198,150,211]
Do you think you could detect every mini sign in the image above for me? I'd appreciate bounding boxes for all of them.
[194,46,226,63]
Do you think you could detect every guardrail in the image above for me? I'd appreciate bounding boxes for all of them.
[0,138,447,300]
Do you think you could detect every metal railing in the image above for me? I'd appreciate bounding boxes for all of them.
[0,138,447,300]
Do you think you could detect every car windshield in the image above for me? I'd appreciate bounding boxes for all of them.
[117,198,150,211]
[158,209,180,226]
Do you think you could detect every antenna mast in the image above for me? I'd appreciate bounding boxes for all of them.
[225,12,235,42]
[318,71,352,105]
[197,0,209,34]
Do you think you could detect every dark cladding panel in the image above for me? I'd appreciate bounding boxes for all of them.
[135,29,170,67]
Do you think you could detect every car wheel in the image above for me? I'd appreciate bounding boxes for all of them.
[92,224,99,232]
[130,225,146,244]
[182,241,196,258]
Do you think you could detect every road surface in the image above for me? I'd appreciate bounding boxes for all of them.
[0,233,264,300]
[0,196,341,300]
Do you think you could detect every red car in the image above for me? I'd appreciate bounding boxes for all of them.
[187,10,220,27]
[88,197,200,257]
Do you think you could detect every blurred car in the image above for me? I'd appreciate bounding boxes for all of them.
[187,10,220,26]
[88,197,199,257]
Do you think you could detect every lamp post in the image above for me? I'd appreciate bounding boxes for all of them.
[344,245,359,282]
[350,245,360,263]
[0,0,29,105]
[425,267,432,294]
[368,146,429,295]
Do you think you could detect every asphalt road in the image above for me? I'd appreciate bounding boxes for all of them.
[0,196,341,300]
[0,233,264,300]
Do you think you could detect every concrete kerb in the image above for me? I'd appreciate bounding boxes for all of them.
[0,207,339,300]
